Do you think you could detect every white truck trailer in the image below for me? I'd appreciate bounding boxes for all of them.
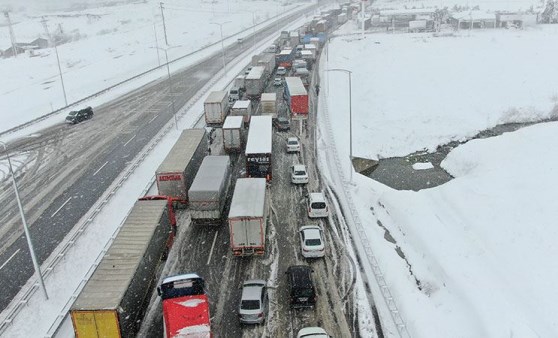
[228,178,268,256]
[230,100,252,125]
[222,115,244,152]
[155,129,207,203]
[260,93,277,119]
[204,91,229,125]
[188,156,232,224]
[245,66,266,99]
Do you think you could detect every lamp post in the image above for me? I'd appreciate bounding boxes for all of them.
[326,68,353,182]
[156,47,179,129]
[210,21,230,76]
[0,141,49,300]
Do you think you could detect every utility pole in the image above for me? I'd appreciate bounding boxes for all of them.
[153,22,161,66]
[4,11,18,58]
[42,17,68,106]
[160,2,169,45]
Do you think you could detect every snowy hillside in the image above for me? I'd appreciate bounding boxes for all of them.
[321,14,558,338]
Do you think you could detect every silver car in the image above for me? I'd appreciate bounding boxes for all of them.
[239,279,267,324]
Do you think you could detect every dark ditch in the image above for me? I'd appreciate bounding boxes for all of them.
[365,118,558,191]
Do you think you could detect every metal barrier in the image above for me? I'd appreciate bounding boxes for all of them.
[319,44,411,338]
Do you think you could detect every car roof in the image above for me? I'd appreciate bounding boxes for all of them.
[241,280,266,300]
[293,164,306,170]
[300,226,322,239]
[308,192,325,202]
[298,327,328,337]
[287,137,298,142]
[288,266,313,287]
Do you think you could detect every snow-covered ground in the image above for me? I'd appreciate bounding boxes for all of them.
[320,16,558,338]
[0,0,295,135]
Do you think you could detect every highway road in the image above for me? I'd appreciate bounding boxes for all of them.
[138,57,359,337]
[0,5,317,311]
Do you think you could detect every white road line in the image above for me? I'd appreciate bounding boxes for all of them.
[148,115,158,124]
[0,249,20,271]
[206,230,219,265]
[123,134,136,147]
[93,161,108,176]
[51,197,72,218]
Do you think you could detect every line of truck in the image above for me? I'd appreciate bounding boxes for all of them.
[68,6,340,335]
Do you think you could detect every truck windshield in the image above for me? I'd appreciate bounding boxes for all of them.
[161,279,205,300]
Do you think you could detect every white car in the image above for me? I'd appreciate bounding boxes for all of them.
[307,192,329,218]
[276,66,287,75]
[286,137,300,153]
[297,327,329,338]
[274,77,283,86]
[299,225,325,258]
[291,164,308,184]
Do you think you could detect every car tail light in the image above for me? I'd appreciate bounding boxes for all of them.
[303,248,309,252]
[258,313,263,318]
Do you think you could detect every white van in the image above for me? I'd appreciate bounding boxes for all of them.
[307,192,329,218]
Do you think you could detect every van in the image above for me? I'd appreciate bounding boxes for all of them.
[286,265,316,308]
[307,192,329,218]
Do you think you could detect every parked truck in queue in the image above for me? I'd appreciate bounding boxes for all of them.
[155,129,207,204]
[204,91,229,125]
[260,93,277,119]
[284,77,309,117]
[245,116,272,181]
[188,155,232,224]
[228,178,268,256]
[70,199,172,338]
[222,115,244,153]
[245,66,266,99]
[158,273,211,338]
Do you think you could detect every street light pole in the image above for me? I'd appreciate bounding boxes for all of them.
[162,49,178,130]
[210,22,230,75]
[0,142,49,300]
[326,68,353,182]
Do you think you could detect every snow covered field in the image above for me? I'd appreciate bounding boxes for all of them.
[0,0,295,134]
[321,18,558,338]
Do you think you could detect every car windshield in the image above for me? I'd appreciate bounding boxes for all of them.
[295,169,306,175]
[306,238,321,246]
[241,300,261,310]
[288,140,298,145]
[294,288,313,297]
[68,111,77,116]
[279,119,289,125]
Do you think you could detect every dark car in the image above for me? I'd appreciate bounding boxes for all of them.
[274,116,290,132]
[286,265,316,308]
[66,106,93,124]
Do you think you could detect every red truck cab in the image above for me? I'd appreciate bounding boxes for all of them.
[158,274,211,338]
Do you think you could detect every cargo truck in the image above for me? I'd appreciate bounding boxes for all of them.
[204,91,229,125]
[156,129,207,204]
[231,99,252,125]
[284,77,309,117]
[188,156,232,224]
[245,66,266,99]
[70,199,172,338]
[228,178,268,256]
[222,115,244,152]
[256,53,276,79]
[245,116,272,181]
[260,93,277,119]
[276,48,295,68]
[158,273,211,338]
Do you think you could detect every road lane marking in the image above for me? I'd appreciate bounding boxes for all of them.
[123,134,136,147]
[93,161,108,176]
[0,249,20,271]
[148,115,158,124]
[51,197,72,218]
[206,230,219,265]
